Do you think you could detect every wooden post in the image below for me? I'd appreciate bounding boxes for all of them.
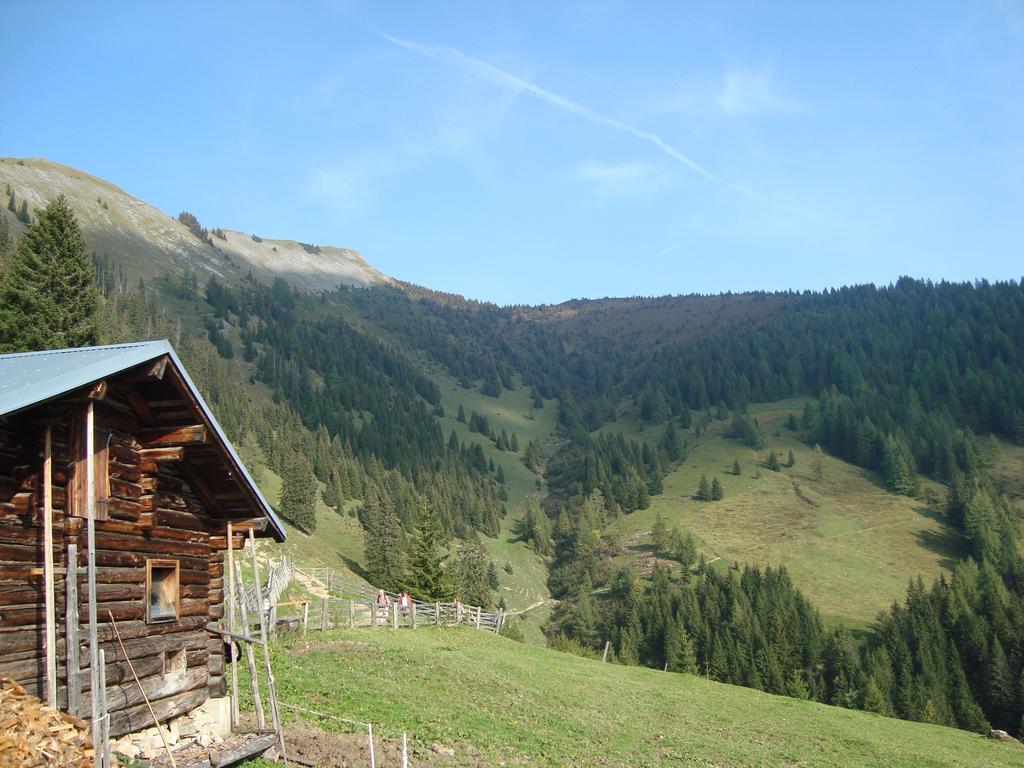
[65,543,81,716]
[249,529,285,762]
[302,601,309,636]
[42,426,57,709]
[435,602,440,626]
[367,723,376,768]
[321,598,329,632]
[269,604,277,639]
[370,600,377,627]
[226,522,239,730]
[86,402,101,767]
[496,609,504,635]
[349,599,355,628]
[233,560,265,730]
[98,648,109,768]
[391,602,398,630]
[475,606,481,629]
[602,640,611,663]
[411,602,417,629]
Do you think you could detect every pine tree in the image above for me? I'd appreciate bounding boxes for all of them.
[0,196,99,352]
[652,511,669,553]
[711,477,724,500]
[863,677,893,715]
[696,475,711,501]
[363,492,407,590]
[812,444,824,481]
[509,432,520,452]
[408,501,448,600]
[767,451,781,472]
[786,450,795,468]
[732,459,741,476]
[453,535,495,608]
[279,452,317,533]
[456,404,466,423]
[573,571,598,646]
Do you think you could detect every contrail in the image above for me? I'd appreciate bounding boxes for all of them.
[380,32,756,198]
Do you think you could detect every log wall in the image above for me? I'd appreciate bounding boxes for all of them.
[0,398,226,738]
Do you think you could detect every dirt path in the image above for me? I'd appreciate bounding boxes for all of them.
[282,720,482,767]
[506,599,547,616]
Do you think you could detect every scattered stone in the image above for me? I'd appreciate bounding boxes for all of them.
[431,742,456,757]
[989,729,1020,742]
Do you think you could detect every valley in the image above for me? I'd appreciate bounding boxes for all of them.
[2,156,1023,752]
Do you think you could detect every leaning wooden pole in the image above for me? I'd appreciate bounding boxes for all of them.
[108,611,176,768]
[227,522,240,729]
[42,425,57,708]
[234,559,265,730]
[249,529,286,761]
[86,402,101,766]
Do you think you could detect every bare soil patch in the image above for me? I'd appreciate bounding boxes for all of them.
[282,721,487,767]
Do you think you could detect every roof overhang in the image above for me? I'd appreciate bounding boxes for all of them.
[0,341,287,542]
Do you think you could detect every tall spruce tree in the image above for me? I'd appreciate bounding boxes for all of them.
[652,511,669,553]
[279,452,317,533]
[0,195,99,352]
[453,534,494,607]
[408,500,448,600]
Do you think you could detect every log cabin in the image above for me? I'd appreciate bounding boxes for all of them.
[0,340,286,743]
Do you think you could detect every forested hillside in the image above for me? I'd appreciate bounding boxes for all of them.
[2,163,1023,740]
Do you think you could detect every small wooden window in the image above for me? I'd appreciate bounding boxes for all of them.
[69,411,110,521]
[146,560,180,623]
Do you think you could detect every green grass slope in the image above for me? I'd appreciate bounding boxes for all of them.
[428,364,559,642]
[245,628,1021,767]
[607,402,962,630]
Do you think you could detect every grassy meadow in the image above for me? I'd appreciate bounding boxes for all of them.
[239,627,1023,768]
[606,402,963,629]
[428,365,559,642]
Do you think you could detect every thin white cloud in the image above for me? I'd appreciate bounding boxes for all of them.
[717,66,803,115]
[577,160,657,199]
[379,31,756,198]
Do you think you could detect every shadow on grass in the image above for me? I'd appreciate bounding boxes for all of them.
[911,507,967,570]
[339,554,370,582]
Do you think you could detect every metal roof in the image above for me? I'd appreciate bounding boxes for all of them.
[0,340,286,541]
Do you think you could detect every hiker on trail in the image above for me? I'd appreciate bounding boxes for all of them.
[375,589,390,620]
[400,590,411,614]
[453,597,463,625]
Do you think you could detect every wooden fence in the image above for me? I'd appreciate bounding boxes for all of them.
[265,566,505,636]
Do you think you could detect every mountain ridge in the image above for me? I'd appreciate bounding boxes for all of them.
[0,156,390,291]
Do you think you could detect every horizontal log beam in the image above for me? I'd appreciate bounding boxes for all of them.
[137,425,207,447]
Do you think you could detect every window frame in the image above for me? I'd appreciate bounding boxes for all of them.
[146,559,181,624]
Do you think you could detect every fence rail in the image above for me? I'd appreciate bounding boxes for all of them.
[250,562,503,636]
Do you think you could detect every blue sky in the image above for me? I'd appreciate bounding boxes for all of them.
[2,1,1022,304]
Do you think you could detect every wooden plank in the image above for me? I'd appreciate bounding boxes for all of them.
[66,543,81,717]
[82,666,207,720]
[210,732,277,767]
[121,357,167,384]
[119,387,157,427]
[108,686,208,738]
[86,401,103,762]
[226,522,239,730]
[177,463,223,519]
[43,425,58,709]
[137,425,207,447]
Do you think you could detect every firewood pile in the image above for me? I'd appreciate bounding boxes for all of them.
[0,678,92,768]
